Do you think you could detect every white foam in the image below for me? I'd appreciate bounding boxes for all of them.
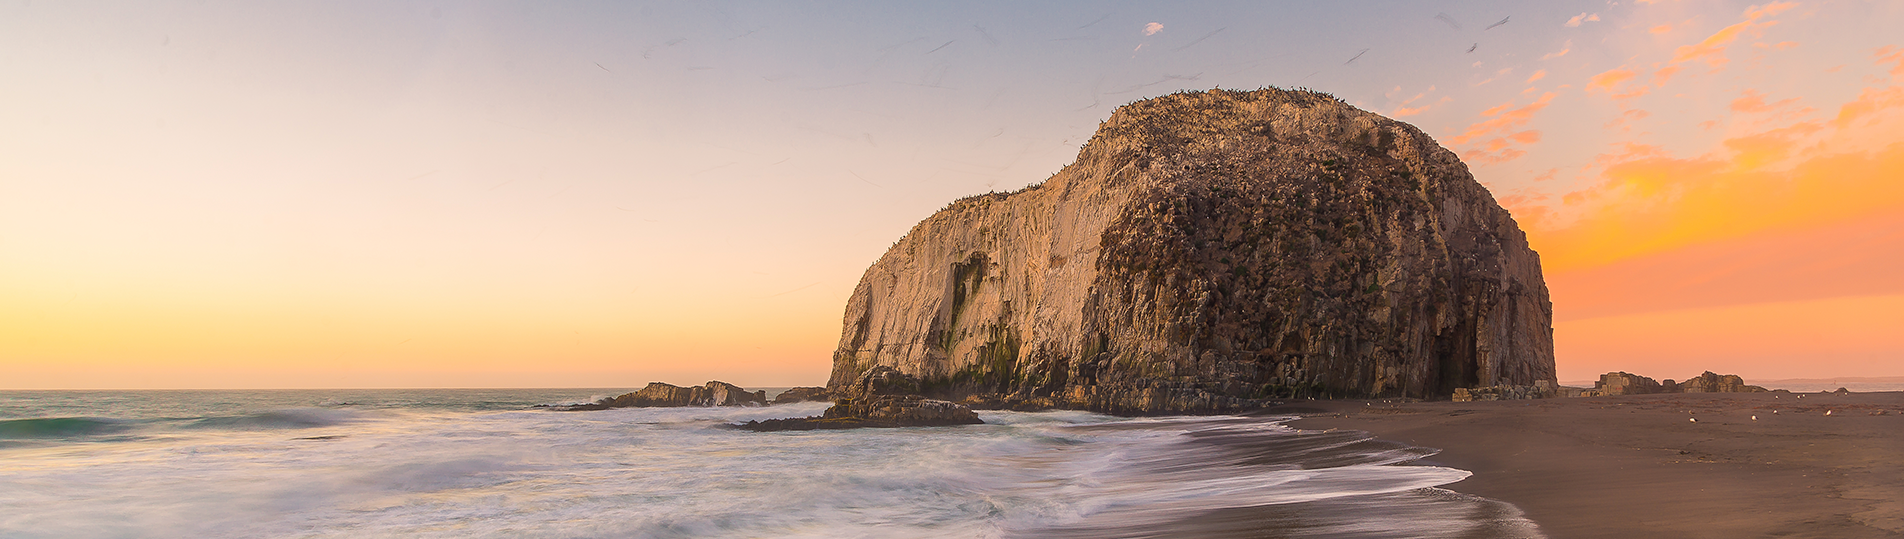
[0,405,1532,538]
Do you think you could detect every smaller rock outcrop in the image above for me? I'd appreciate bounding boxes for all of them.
[557,381,767,410]
[769,387,833,404]
[1452,384,1550,402]
[1595,372,1664,396]
[1573,371,1767,397]
[1679,371,1767,393]
[732,367,982,431]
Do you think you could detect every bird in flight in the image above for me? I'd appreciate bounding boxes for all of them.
[1485,17,1510,30]
[1435,13,1462,31]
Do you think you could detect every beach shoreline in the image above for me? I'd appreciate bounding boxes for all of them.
[1281,391,1904,538]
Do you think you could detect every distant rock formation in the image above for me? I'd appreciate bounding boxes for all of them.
[1580,371,1766,397]
[769,387,833,404]
[557,381,767,410]
[1677,371,1766,393]
[734,367,982,430]
[1594,372,1664,396]
[826,88,1556,413]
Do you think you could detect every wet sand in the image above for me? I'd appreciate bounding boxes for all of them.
[1283,391,1904,538]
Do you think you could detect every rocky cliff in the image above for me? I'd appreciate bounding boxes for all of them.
[826,88,1556,413]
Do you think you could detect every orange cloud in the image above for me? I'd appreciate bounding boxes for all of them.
[1651,64,1683,86]
[1721,121,1824,169]
[1670,2,1796,67]
[1388,86,1441,117]
[1650,24,1673,34]
[1450,92,1557,145]
[1604,109,1651,130]
[1541,41,1572,60]
[1448,93,1556,165]
[1833,86,1904,129]
[1587,69,1636,93]
[1729,88,1800,113]
[1879,46,1904,78]
[1591,3,1800,103]
[1526,70,1547,84]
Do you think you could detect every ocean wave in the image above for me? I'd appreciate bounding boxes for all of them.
[183,408,363,430]
[0,394,1539,539]
[0,417,132,439]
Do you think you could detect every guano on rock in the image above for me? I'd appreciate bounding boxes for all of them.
[826,88,1556,414]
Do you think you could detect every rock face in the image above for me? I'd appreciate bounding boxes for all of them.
[819,395,982,426]
[826,88,1556,412]
[563,381,767,410]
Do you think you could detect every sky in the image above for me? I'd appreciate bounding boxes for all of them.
[3,1,1900,389]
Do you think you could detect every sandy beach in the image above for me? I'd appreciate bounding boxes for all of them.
[1282,391,1904,538]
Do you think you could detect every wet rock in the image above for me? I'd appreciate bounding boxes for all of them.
[825,395,982,426]
[703,381,770,406]
[557,381,767,410]
[734,367,982,430]
[732,396,982,431]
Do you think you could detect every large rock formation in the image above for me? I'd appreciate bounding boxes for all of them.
[826,88,1556,413]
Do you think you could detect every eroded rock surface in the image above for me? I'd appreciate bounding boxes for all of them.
[826,88,1557,413]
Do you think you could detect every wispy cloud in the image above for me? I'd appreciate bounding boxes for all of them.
[1448,92,1557,165]
[1541,40,1572,60]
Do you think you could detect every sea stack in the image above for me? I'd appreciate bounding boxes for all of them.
[827,88,1556,413]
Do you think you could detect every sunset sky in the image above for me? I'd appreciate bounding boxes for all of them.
[4,1,1900,389]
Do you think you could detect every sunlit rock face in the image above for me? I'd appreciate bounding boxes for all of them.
[826,88,1556,413]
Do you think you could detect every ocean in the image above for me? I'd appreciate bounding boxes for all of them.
[0,389,1542,538]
